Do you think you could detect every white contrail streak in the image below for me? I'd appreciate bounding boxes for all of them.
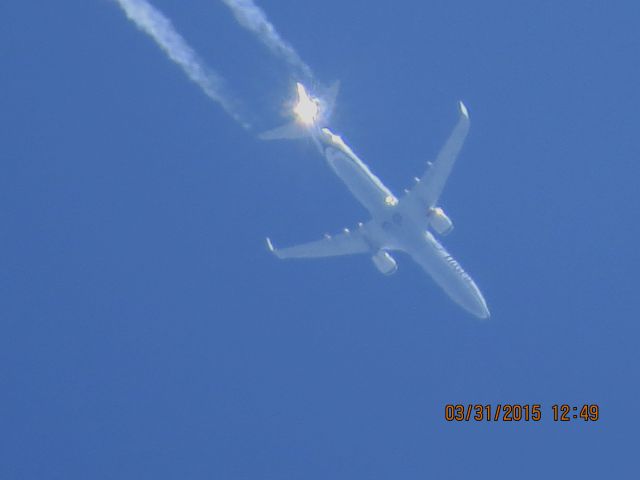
[115,0,249,128]
[220,0,313,81]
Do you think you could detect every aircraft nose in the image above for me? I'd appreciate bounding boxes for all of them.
[475,302,490,319]
[462,283,490,319]
[469,293,490,319]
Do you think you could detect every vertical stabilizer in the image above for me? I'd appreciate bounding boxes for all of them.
[259,81,340,141]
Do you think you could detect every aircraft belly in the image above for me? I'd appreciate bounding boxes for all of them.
[325,147,393,214]
[410,231,489,318]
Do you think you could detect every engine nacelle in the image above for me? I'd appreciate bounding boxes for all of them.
[372,250,398,275]
[429,207,454,236]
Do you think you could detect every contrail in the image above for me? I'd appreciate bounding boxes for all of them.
[220,0,314,82]
[115,0,250,128]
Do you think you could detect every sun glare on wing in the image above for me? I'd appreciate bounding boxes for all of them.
[293,83,320,126]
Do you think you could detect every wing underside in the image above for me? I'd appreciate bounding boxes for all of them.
[407,101,470,207]
[267,227,370,259]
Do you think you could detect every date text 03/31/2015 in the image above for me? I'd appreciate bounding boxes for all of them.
[444,404,600,422]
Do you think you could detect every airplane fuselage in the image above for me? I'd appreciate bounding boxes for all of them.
[263,83,489,319]
[315,127,490,318]
[315,127,422,248]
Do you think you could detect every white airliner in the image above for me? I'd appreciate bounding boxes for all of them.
[261,83,490,319]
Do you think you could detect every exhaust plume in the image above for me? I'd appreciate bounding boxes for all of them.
[220,0,314,82]
[115,0,250,128]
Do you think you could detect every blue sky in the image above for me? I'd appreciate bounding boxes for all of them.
[1,1,639,478]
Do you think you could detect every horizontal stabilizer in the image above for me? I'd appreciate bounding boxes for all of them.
[319,80,340,122]
[259,81,340,141]
[259,121,307,141]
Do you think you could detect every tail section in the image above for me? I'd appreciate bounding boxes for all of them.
[259,81,340,141]
[259,122,308,140]
[319,80,340,123]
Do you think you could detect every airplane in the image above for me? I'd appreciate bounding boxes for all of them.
[261,83,490,319]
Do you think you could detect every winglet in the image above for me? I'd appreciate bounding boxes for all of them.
[266,237,285,259]
[265,237,276,254]
[458,101,469,119]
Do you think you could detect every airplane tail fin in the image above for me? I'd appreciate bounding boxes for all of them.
[259,81,341,141]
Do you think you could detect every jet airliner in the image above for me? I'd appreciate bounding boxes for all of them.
[262,83,490,319]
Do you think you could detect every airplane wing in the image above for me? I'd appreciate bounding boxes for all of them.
[267,226,370,259]
[407,101,470,207]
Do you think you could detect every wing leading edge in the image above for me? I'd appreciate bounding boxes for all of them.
[267,226,371,260]
[408,101,470,207]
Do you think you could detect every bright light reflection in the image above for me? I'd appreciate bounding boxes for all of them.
[293,83,319,125]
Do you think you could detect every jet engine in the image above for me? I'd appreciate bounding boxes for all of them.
[428,207,454,236]
[372,250,398,275]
